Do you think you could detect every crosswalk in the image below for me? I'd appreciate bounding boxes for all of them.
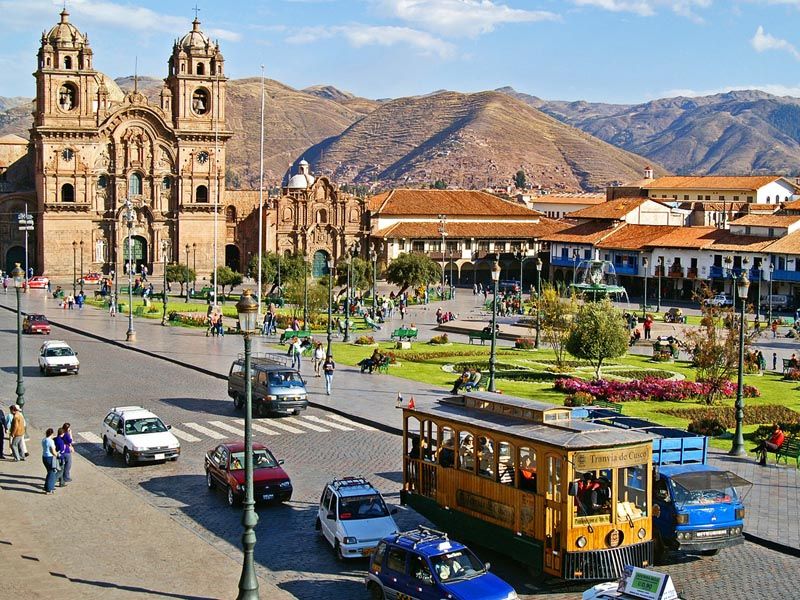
[77,413,375,446]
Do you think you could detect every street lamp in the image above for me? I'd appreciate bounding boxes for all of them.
[72,241,77,297]
[768,262,775,324]
[657,256,663,313]
[724,255,734,312]
[642,256,649,320]
[161,240,170,326]
[438,214,447,300]
[12,263,25,410]
[234,289,260,599]
[326,257,334,357]
[192,243,197,294]
[516,244,528,315]
[343,241,360,343]
[535,258,543,349]
[124,199,136,342]
[757,262,763,320]
[488,259,501,393]
[729,272,750,457]
[185,244,191,300]
[572,249,579,284]
[79,240,84,293]
[303,253,309,331]
[370,246,378,318]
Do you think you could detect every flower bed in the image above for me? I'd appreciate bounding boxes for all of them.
[660,405,800,429]
[429,333,449,345]
[354,335,375,345]
[784,368,800,381]
[514,337,535,350]
[553,377,760,403]
[603,368,675,380]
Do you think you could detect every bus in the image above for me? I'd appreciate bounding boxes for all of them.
[400,391,655,580]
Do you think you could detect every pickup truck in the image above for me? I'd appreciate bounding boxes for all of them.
[573,409,751,562]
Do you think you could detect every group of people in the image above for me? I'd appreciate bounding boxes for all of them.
[744,349,768,375]
[575,472,612,516]
[450,367,482,394]
[435,308,457,324]
[205,306,225,337]
[307,341,335,394]
[58,290,85,310]
[359,348,389,374]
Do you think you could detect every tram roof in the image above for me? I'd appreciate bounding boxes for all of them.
[408,393,655,451]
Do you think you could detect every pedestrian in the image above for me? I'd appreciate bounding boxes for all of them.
[142,264,148,281]
[772,352,778,371]
[54,427,67,487]
[290,337,302,370]
[313,342,325,377]
[399,303,406,321]
[8,405,26,461]
[0,405,6,459]
[643,315,653,340]
[47,279,52,293]
[771,320,778,338]
[757,350,766,375]
[109,293,117,317]
[2,276,7,294]
[60,422,73,483]
[262,311,270,336]
[323,354,335,395]
[41,428,58,494]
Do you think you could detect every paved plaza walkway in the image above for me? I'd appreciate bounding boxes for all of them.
[0,286,797,590]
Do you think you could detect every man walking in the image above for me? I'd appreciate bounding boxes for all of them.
[9,405,26,461]
[290,337,302,371]
[323,354,335,395]
[0,405,6,459]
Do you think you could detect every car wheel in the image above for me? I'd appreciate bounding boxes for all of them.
[206,470,214,489]
[293,409,301,416]
[123,448,134,467]
[233,395,243,410]
[700,549,720,557]
[315,517,321,532]
[335,540,345,561]
[258,403,270,418]
[103,436,114,455]
[367,582,385,600]
[227,486,236,507]
[39,365,44,374]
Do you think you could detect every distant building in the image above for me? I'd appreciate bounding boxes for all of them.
[524,193,605,219]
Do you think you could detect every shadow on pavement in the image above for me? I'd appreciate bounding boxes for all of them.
[161,397,235,416]
[374,470,403,484]
[0,366,46,378]
[50,572,218,600]
[279,577,366,599]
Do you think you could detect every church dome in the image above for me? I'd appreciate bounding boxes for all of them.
[47,9,86,48]
[178,18,212,51]
[287,159,315,189]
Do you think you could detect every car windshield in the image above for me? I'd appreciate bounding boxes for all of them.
[338,494,389,520]
[430,549,485,582]
[124,417,168,435]
[229,449,277,470]
[31,316,46,322]
[268,371,304,387]
[669,472,743,506]
[45,347,74,357]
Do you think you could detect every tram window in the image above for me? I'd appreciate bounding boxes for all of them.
[423,421,438,463]
[477,435,495,479]
[406,417,421,456]
[547,456,563,503]
[573,470,612,518]
[438,427,455,468]
[518,447,537,493]
[497,441,515,485]
[458,432,475,472]
[616,464,648,520]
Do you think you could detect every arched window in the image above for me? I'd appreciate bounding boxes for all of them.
[192,89,210,115]
[61,183,75,203]
[196,63,205,75]
[316,209,328,224]
[98,175,107,189]
[196,185,208,203]
[64,56,72,69]
[766,196,771,204]
[162,176,171,190]
[225,206,236,222]
[128,173,142,197]
[180,63,185,73]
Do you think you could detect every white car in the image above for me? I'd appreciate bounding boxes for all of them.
[704,294,733,307]
[101,406,181,466]
[38,340,79,375]
[316,477,399,560]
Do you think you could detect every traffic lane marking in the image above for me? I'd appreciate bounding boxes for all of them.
[77,432,103,444]
[303,415,353,431]
[209,421,245,437]
[183,422,226,439]
[283,417,328,432]
[324,414,376,431]
[230,418,280,436]
[169,427,202,443]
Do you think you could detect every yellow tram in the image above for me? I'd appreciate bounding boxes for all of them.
[400,391,655,580]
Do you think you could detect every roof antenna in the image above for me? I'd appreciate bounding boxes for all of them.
[133,56,138,93]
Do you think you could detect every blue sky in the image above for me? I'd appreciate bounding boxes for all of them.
[5,0,800,104]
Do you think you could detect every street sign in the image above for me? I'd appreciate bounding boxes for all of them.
[17,212,34,231]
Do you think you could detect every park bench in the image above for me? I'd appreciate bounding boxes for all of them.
[364,315,381,331]
[280,329,312,344]
[376,356,391,374]
[263,295,285,308]
[782,358,798,373]
[391,328,418,341]
[468,331,492,345]
[776,438,800,468]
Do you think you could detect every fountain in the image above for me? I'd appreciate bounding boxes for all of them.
[570,259,629,302]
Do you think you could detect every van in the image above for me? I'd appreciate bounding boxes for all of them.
[227,356,308,417]
[761,294,790,310]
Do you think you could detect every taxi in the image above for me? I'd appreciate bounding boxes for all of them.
[365,527,517,600]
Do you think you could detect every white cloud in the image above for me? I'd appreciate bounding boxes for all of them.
[751,25,800,60]
[571,0,711,20]
[286,24,456,58]
[373,0,559,37]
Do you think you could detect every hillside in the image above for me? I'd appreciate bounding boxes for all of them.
[302,85,382,116]
[301,90,661,191]
[506,88,800,176]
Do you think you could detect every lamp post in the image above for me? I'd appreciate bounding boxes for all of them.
[343,241,360,343]
[12,263,25,410]
[724,255,734,313]
[572,249,579,284]
[326,258,334,357]
[535,258,542,349]
[17,207,33,294]
[161,240,169,326]
[234,290,260,599]
[192,243,197,294]
[438,214,447,299]
[729,272,750,457]
[642,256,649,320]
[449,249,454,299]
[114,239,119,305]
[79,240,84,293]
[72,241,77,297]
[370,246,378,318]
[488,259,501,393]
[757,263,763,319]
[768,262,774,324]
[124,199,136,342]
[185,244,190,300]
[516,244,528,315]
[657,256,663,313]
[303,253,309,331]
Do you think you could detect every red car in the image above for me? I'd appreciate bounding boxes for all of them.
[27,276,50,289]
[23,314,51,334]
[81,272,102,284]
[204,441,292,507]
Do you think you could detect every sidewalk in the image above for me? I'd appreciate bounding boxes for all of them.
[0,425,292,600]
[2,290,798,553]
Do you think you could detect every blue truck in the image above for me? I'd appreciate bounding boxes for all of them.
[573,409,752,562]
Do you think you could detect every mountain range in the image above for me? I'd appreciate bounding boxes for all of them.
[3,78,800,191]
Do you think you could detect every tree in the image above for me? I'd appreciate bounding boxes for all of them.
[246,252,308,296]
[537,284,578,370]
[215,266,243,300]
[685,287,744,404]
[433,179,447,190]
[284,278,329,321]
[514,170,526,189]
[335,257,371,292]
[385,252,440,294]
[565,298,629,379]
[166,263,195,299]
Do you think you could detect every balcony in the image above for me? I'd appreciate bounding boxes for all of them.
[613,264,638,276]
[687,268,698,279]
[552,255,578,267]
[654,265,665,277]
[772,269,800,282]
[668,267,684,278]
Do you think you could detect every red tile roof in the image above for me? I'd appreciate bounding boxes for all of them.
[765,231,800,254]
[541,221,620,244]
[369,189,541,217]
[729,214,800,227]
[530,194,606,205]
[642,175,793,191]
[568,197,660,220]
[644,227,718,249]
[372,219,566,240]
[708,231,777,252]
[596,225,679,251]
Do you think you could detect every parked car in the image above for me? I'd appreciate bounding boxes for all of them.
[101,406,180,466]
[81,272,102,284]
[38,340,79,375]
[761,294,791,311]
[204,441,292,506]
[365,527,517,600]
[27,276,50,289]
[704,293,733,307]
[316,477,399,560]
[228,357,308,416]
[23,314,51,334]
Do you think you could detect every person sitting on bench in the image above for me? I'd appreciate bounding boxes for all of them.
[753,423,785,466]
[463,369,482,391]
[450,368,470,393]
